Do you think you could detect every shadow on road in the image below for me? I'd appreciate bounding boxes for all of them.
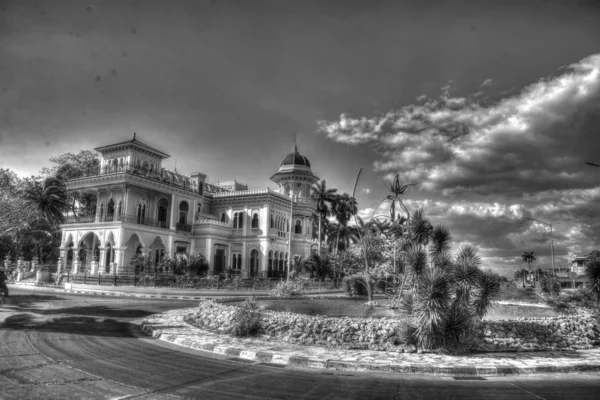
[1,312,144,338]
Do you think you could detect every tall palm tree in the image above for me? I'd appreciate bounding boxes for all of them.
[310,180,338,256]
[521,251,536,282]
[22,177,67,227]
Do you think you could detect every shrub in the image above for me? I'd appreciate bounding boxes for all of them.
[395,319,417,346]
[585,258,600,308]
[539,274,561,297]
[342,274,369,297]
[229,296,263,337]
[269,279,306,297]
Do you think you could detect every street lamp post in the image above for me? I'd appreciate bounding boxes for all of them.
[525,217,556,275]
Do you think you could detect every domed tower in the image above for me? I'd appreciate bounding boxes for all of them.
[270,145,319,198]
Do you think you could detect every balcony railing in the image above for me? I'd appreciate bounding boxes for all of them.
[175,222,192,233]
[74,162,200,194]
[250,228,262,236]
[232,228,244,237]
[64,214,97,224]
[63,213,170,229]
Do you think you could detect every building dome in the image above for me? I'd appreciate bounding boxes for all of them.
[280,146,311,168]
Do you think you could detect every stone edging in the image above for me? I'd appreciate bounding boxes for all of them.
[140,309,600,377]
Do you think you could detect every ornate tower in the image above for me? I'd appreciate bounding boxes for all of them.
[270,145,319,198]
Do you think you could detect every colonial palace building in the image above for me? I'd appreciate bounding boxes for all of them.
[58,134,320,278]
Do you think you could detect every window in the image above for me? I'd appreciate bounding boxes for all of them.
[179,201,189,224]
[252,213,259,228]
[233,212,238,228]
[238,212,244,229]
[270,214,274,228]
[197,202,202,214]
[107,199,115,217]
[117,201,122,217]
[158,199,168,224]
[295,219,302,234]
[221,213,227,223]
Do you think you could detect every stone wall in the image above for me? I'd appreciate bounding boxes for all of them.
[475,314,600,352]
[191,299,600,353]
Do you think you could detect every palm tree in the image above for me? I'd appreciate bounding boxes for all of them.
[22,177,67,227]
[310,180,338,256]
[521,251,536,283]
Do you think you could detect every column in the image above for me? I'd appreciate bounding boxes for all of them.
[85,250,93,273]
[169,193,177,230]
[72,247,82,273]
[98,247,107,274]
[260,240,268,278]
[113,246,127,274]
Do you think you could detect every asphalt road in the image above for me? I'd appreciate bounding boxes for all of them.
[1,288,599,400]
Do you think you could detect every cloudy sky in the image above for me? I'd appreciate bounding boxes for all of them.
[2,0,600,277]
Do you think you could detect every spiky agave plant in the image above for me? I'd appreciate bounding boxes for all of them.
[473,269,502,319]
[413,267,451,350]
[584,258,600,308]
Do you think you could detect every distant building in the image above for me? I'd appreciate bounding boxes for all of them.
[58,135,319,278]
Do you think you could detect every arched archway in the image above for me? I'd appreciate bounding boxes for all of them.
[78,231,102,273]
[124,233,145,274]
[149,236,166,271]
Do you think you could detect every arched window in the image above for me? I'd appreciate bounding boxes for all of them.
[179,201,189,224]
[237,254,242,270]
[221,213,227,223]
[142,160,149,172]
[232,253,238,269]
[142,204,147,223]
[238,212,244,229]
[158,199,168,226]
[197,202,202,214]
[136,159,141,168]
[233,212,238,229]
[107,199,115,218]
[295,219,302,234]
[117,200,122,217]
[136,203,142,224]
[270,214,274,229]
[251,213,259,228]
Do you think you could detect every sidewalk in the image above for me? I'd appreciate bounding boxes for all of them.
[7,281,344,299]
[141,308,600,377]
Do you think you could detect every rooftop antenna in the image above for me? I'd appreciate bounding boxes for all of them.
[133,132,136,140]
[174,158,177,173]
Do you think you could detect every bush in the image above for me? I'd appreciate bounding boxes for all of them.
[269,279,306,297]
[539,274,561,297]
[342,275,369,297]
[229,296,263,337]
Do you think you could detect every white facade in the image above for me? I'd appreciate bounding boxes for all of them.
[58,136,319,278]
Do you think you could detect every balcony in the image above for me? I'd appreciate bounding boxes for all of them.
[232,228,244,237]
[67,162,199,194]
[176,222,192,233]
[193,219,232,235]
[63,213,170,229]
[250,228,262,236]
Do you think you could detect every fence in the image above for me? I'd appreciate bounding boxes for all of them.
[64,273,341,291]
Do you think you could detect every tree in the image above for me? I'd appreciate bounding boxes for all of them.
[310,180,338,256]
[21,176,67,227]
[41,150,100,217]
[521,251,536,277]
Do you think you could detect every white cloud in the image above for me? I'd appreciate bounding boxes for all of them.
[361,188,371,194]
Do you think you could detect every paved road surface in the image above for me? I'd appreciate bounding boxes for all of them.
[1,288,599,399]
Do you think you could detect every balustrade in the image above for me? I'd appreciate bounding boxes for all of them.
[63,212,170,229]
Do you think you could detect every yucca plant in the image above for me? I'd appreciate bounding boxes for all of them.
[584,258,600,308]
[413,267,451,349]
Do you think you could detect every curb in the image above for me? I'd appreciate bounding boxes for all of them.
[139,320,600,377]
